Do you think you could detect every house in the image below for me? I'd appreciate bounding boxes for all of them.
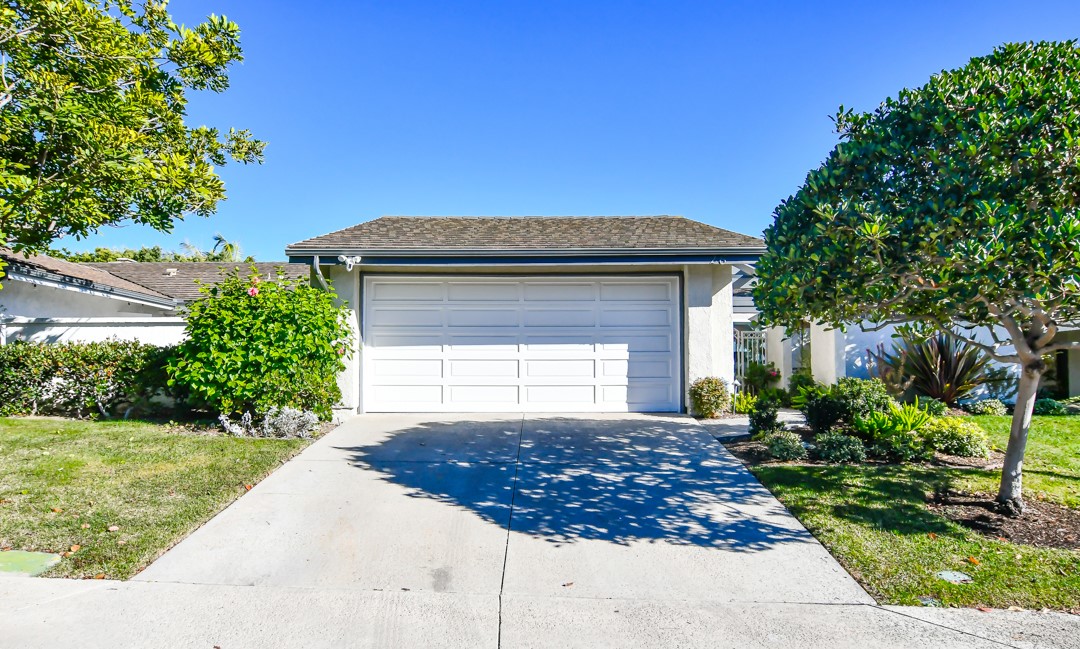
[0,248,307,345]
[286,215,770,414]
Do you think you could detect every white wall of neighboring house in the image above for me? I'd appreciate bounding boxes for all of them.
[0,278,182,345]
[0,279,165,318]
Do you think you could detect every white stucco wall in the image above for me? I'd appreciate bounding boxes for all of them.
[0,278,166,318]
[2,317,186,345]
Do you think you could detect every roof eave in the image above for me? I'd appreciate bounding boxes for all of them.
[4,263,178,310]
[285,246,766,258]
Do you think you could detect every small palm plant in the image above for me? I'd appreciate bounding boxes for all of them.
[868,329,993,406]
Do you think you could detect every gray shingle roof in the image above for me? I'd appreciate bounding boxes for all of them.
[0,248,170,301]
[287,216,764,253]
[85,262,309,302]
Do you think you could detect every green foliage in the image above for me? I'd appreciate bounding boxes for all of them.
[732,391,758,414]
[689,377,731,418]
[757,386,790,408]
[888,401,934,432]
[51,236,250,263]
[965,399,1008,416]
[918,396,948,416]
[923,418,991,458]
[853,402,932,440]
[742,361,781,395]
[1033,398,1069,416]
[811,431,866,464]
[802,378,893,434]
[0,340,173,417]
[788,369,819,395]
[802,391,847,434]
[167,269,351,420]
[0,0,265,270]
[868,329,994,405]
[754,41,1080,343]
[868,428,934,463]
[833,378,894,421]
[766,431,808,461]
[790,382,827,410]
[749,400,784,439]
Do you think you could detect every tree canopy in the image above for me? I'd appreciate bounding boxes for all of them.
[51,234,249,263]
[0,0,264,278]
[754,41,1080,514]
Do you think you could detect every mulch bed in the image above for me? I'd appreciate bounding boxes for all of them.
[929,490,1080,550]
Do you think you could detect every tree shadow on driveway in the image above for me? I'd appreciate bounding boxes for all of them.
[337,416,814,552]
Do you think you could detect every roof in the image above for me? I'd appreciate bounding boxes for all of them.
[286,216,764,255]
[0,248,171,303]
[86,262,309,302]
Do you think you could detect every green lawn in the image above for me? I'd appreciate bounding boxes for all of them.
[745,415,1080,610]
[0,417,307,579]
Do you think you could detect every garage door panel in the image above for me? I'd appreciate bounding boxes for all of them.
[447,282,519,302]
[600,282,671,302]
[523,282,595,301]
[369,308,444,327]
[369,281,444,302]
[525,385,596,404]
[447,308,519,327]
[448,359,519,377]
[448,385,519,403]
[363,275,680,412]
[522,308,595,327]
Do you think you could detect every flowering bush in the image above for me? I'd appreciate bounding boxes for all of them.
[168,267,352,420]
[219,406,320,438]
[965,399,1008,416]
[922,417,991,458]
[689,376,731,418]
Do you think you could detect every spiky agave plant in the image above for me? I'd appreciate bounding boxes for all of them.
[869,329,993,406]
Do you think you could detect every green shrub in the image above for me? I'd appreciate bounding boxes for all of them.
[832,377,894,420]
[766,431,807,461]
[788,369,819,395]
[749,400,784,438]
[869,428,933,463]
[732,392,758,414]
[0,340,173,417]
[758,386,790,407]
[168,268,352,420]
[1033,398,1068,416]
[803,391,846,434]
[801,378,893,434]
[812,431,866,464]
[743,361,781,395]
[918,396,947,416]
[923,418,991,458]
[689,377,731,418]
[965,398,1007,416]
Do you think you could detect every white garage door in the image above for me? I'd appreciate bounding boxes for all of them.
[362,275,682,412]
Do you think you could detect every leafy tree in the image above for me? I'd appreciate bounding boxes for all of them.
[0,0,264,283]
[51,234,250,262]
[754,41,1080,515]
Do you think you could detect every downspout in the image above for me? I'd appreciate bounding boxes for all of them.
[311,255,330,291]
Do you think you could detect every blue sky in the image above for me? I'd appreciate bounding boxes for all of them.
[66,1,1080,260]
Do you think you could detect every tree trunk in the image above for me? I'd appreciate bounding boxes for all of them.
[996,363,1041,516]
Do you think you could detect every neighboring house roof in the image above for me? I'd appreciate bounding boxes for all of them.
[86,262,309,302]
[286,216,765,258]
[0,247,174,307]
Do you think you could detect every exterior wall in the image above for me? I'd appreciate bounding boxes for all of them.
[0,279,165,318]
[322,265,362,413]
[324,262,738,413]
[684,264,734,401]
[809,322,845,385]
[765,326,792,387]
[2,317,186,345]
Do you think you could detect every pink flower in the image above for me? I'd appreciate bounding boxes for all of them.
[247,286,259,297]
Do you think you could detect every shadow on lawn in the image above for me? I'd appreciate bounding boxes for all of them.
[337,417,813,552]
[754,464,956,537]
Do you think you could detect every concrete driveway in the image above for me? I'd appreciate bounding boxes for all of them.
[4,413,1079,648]
[133,413,867,602]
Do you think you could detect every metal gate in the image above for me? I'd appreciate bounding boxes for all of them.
[734,329,767,391]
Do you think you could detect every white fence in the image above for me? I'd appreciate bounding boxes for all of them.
[0,317,187,346]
